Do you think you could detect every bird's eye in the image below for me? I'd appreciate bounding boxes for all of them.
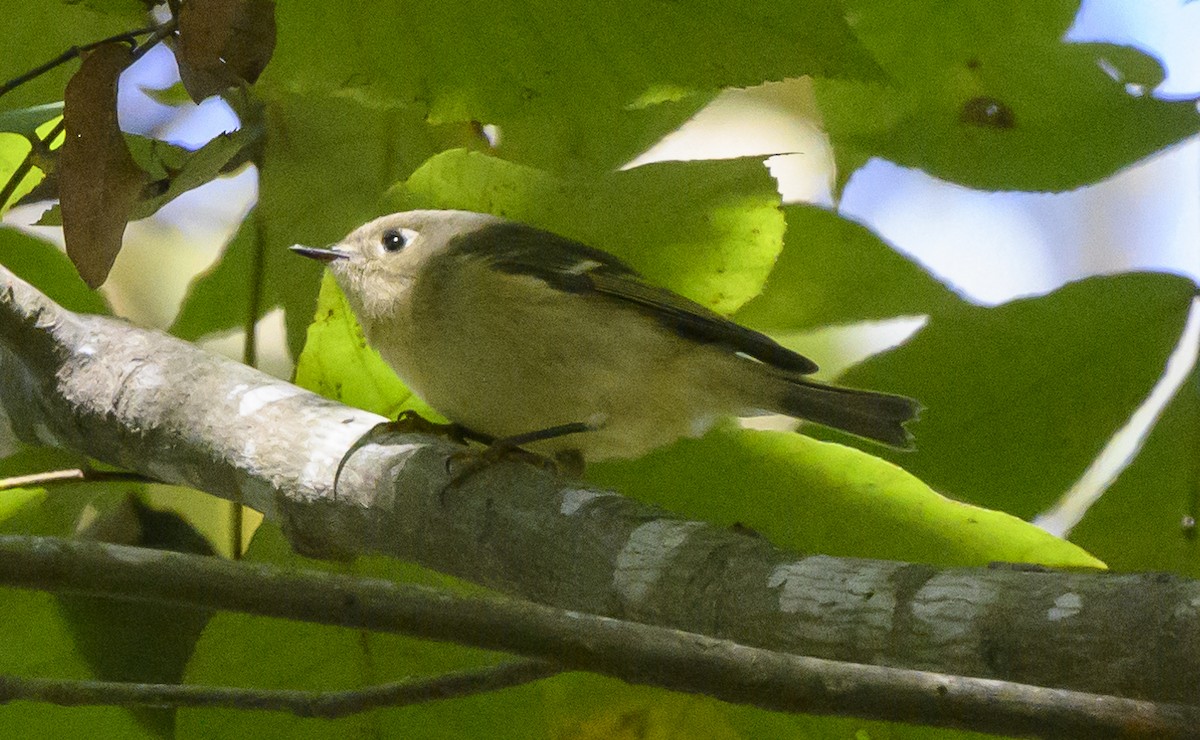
[381,230,409,252]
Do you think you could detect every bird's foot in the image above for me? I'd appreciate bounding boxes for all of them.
[443,421,595,489]
[378,410,483,445]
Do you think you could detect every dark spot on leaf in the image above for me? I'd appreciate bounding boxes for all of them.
[960,96,1015,129]
[965,58,981,70]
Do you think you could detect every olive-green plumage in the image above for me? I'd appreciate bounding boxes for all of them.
[293,210,919,462]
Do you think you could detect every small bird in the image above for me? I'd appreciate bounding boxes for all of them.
[292,210,919,465]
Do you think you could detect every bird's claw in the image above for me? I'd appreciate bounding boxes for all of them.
[381,410,471,445]
[444,442,558,488]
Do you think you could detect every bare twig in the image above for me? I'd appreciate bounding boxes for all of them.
[0,534,1194,737]
[0,660,559,719]
[0,118,63,212]
[129,18,179,65]
[0,25,158,101]
[0,468,152,492]
[0,151,38,213]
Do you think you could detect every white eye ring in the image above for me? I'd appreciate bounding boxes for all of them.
[380,228,418,252]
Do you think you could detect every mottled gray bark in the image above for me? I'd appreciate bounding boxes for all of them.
[1,265,1198,712]
[0,535,1194,738]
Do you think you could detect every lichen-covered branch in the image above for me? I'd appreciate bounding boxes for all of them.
[0,535,1195,737]
[1,265,1198,711]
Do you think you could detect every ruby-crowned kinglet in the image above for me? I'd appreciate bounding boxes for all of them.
[292,210,919,463]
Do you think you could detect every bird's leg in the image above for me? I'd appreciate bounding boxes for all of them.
[445,420,597,488]
[333,411,488,499]
[491,421,594,449]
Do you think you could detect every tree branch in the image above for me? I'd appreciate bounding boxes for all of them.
[0,660,558,719]
[0,534,1194,737]
[0,467,152,491]
[1,264,1199,723]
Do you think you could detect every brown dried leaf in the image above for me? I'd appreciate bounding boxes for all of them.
[61,42,146,288]
[176,0,277,102]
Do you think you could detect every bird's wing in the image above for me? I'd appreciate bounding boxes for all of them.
[450,222,819,374]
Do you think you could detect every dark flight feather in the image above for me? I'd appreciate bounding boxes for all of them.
[450,222,819,375]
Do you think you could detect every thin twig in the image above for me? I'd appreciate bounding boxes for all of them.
[0,534,1194,737]
[0,660,559,719]
[0,25,159,100]
[129,18,178,64]
[0,468,152,492]
[0,151,37,213]
[229,210,270,560]
[0,118,63,212]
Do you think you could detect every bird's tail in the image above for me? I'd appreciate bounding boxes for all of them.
[771,376,920,449]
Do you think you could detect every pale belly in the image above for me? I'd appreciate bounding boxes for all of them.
[365,265,745,461]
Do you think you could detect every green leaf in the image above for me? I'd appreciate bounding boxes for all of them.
[125,127,257,220]
[0,2,132,110]
[814,273,1197,520]
[0,103,63,138]
[138,81,193,107]
[254,90,479,358]
[540,673,743,740]
[1070,368,1200,576]
[292,272,439,420]
[387,149,785,314]
[0,590,155,739]
[39,118,248,259]
[734,204,963,334]
[260,0,883,172]
[0,485,161,738]
[815,2,1200,191]
[61,0,150,23]
[0,133,43,215]
[169,209,259,342]
[0,227,109,314]
[179,524,544,740]
[589,426,1103,569]
[496,92,712,174]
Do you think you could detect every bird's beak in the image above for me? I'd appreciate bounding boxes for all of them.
[290,245,348,262]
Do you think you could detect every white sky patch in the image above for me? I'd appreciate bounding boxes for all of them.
[613,520,703,605]
[1035,297,1200,537]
